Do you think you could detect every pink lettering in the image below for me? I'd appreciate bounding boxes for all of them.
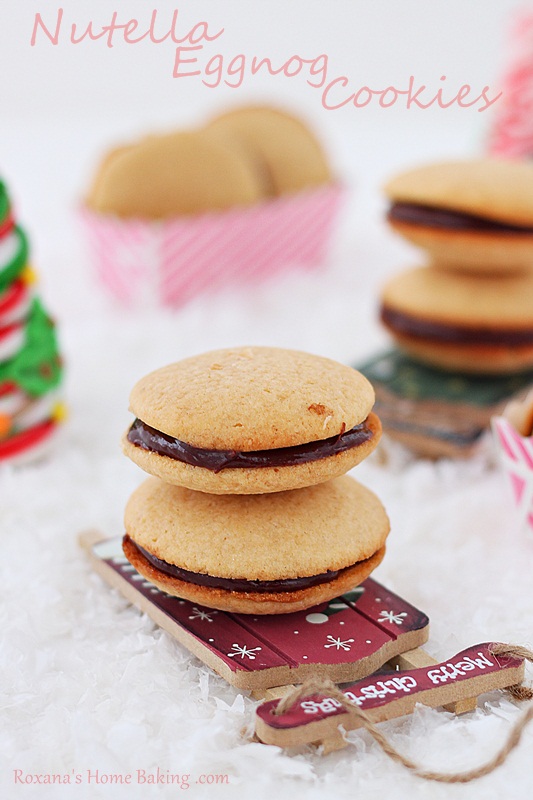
[189,21,224,45]
[123,19,145,44]
[173,46,203,78]
[454,84,478,108]
[225,55,246,88]
[478,86,503,112]
[31,9,63,45]
[149,9,173,44]
[203,54,224,87]
[353,86,374,108]
[70,18,109,46]
[379,87,400,108]
[406,76,435,109]
[307,55,329,88]
[322,76,353,110]
[283,56,304,77]
[250,56,285,77]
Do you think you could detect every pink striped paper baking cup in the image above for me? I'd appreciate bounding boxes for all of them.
[492,416,533,531]
[80,184,344,307]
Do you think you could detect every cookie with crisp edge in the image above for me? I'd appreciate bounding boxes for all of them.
[381,266,533,373]
[123,537,386,615]
[385,159,533,226]
[205,106,332,196]
[86,130,266,218]
[384,159,533,272]
[386,222,533,274]
[123,476,390,614]
[384,333,533,374]
[122,346,381,493]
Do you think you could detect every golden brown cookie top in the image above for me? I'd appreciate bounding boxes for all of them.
[128,346,375,450]
[381,266,533,328]
[206,105,332,196]
[86,129,265,218]
[384,159,533,226]
[124,475,390,579]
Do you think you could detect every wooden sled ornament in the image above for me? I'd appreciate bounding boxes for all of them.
[255,644,525,751]
[80,531,429,692]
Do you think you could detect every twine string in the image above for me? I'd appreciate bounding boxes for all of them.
[272,643,533,784]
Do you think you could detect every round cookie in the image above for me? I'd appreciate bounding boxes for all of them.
[384,159,533,273]
[86,130,266,218]
[122,346,381,494]
[380,265,533,373]
[123,475,389,614]
[205,106,332,196]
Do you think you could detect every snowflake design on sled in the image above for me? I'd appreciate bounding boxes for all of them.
[188,607,217,622]
[324,635,355,651]
[227,643,262,660]
[378,610,408,625]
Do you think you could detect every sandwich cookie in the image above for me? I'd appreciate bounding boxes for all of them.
[385,159,533,273]
[86,130,266,218]
[122,347,381,494]
[206,106,332,196]
[122,475,390,614]
[380,265,533,373]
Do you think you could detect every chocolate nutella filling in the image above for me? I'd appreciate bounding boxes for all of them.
[387,202,533,234]
[127,417,374,472]
[381,306,533,346]
[124,534,341,593]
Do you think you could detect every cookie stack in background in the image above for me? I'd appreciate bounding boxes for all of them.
[120,347,390,615]
[0,178,64,463]
[380,159,533,374]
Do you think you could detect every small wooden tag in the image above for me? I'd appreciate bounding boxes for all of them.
[255,644,525,749]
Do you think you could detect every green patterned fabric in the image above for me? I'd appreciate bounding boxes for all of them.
[0,299,62,397]
[359,349,533,407]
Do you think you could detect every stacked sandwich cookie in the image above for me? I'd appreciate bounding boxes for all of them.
[121,347,389,614]
[0,179,64,463]
[380,159,533,374]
